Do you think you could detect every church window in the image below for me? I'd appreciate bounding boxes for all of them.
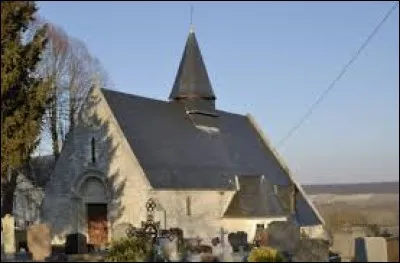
[91,137,96,164]
[186,196,191,216]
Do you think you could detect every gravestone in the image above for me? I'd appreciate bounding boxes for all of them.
[211,238,223,259]
[112,222,132,241]
[27,224,51,261]
[159,236,180,261]
[237,231,248,250]
[386,237,399,262]
[354,237,388,262]
[228,231,248,252]
[2,214,15,255]
[292,238,329,262]
[65,233,87,254]
[267,220,300,254]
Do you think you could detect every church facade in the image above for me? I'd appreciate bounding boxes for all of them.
[40,30,326,247]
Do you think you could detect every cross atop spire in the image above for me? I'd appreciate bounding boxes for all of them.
[189,5,194,33]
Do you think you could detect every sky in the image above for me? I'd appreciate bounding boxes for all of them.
[37,1,399,184]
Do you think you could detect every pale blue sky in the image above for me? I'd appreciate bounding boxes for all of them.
[37,1,399,184]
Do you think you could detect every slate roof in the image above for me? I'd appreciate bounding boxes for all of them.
[224,175,287,218]
[101,88,321,226]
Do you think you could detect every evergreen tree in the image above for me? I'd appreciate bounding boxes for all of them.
[1,1,49,216]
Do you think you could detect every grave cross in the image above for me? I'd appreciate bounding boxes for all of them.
[219,227,229,248]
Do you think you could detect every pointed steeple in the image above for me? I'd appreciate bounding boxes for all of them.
[169,30,216,101]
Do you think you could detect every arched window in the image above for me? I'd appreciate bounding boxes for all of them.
[91,137,96,164]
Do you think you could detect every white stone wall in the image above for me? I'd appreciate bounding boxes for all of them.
[41,86,152,244]
[149,190,235,243]
[148,190,290,244]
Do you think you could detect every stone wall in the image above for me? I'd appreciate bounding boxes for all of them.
[149,190,235,242]
[41,86,152,245]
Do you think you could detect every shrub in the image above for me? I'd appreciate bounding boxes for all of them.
[248,247,284,262]
[106,236,152,262]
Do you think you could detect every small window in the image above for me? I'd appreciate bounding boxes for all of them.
[91,137,96,164]
[256,224,265,229]
[186,196,191,216]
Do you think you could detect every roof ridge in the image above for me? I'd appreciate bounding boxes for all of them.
[101,88,169,104]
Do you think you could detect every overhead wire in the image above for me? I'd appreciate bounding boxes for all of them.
[275,2,399,149]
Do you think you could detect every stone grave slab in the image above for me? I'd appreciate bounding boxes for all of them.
[27,223,51,261]
[354,237,388,262]
[2,214,15,255]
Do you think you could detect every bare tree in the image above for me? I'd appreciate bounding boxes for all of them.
[38,23,70,159]
[34,18,111,159]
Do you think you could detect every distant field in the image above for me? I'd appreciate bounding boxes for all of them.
[302,181,399,195]
[303,182,399,230]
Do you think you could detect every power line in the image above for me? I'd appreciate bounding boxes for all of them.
[275,2,399,150]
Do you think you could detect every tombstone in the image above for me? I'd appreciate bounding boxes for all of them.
[212,244,223,259]
[211,237,223,259]
[65,233,87,254]
[228,233,239,252]
[2,214,15,255]
[266,220,300,254]
[159,236,180,262]
[237,231,248,250]
[354,237,388,262]
[169,227,184,252]
[228,231,247,252]
[27,224,51,261]
[292,238,329,262]
[386,237,399,262]
[112,222,132,241]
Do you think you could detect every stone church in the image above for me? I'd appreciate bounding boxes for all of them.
[40,29,326,247]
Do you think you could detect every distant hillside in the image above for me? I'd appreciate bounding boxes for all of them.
[302,181,399,194]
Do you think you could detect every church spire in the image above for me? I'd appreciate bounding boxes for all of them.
[168,30,216,101]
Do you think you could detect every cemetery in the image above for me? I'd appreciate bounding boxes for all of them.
[2,199,398,262]
[2,197,399,262]
[1,198,332,262]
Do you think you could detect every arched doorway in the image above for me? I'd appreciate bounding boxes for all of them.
[72,172,111,249]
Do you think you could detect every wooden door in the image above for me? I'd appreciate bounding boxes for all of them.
[87,204,108,248]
